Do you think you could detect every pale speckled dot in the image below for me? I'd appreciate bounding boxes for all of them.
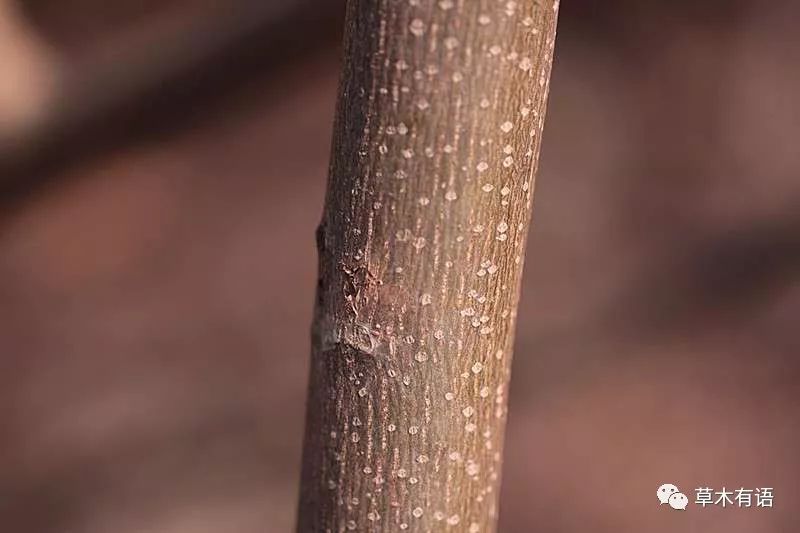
[445,392,455,401]
[500,121,513,133]
[472,362,484,374]
[476,161,489,173]
[480,387,490,398]
[465,422,477,433]
[447,515,461,526]
[413,507,424,518]
[445,190,458,201]
[409,19,425,37]
[503,156,514,168]
[482,183,494,192]
[438,0,453,9]
[415,351,429,363]
[462,406,474,417]
[501,186,511,196]
[444,37,459,50]
[497,221,509,233]
[478,14,491,25]
[409,426,419,435]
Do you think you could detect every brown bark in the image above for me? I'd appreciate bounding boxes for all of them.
[298,1,559,531]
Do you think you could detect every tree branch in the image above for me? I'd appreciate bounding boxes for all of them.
[298,1,560,531]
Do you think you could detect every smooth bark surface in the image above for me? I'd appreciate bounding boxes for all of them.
[299,1,559,531]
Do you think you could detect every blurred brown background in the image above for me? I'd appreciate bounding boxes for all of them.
[1,0,798,531]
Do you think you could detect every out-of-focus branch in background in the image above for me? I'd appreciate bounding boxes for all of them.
[0,0,59,151]
[0,0,342,209]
